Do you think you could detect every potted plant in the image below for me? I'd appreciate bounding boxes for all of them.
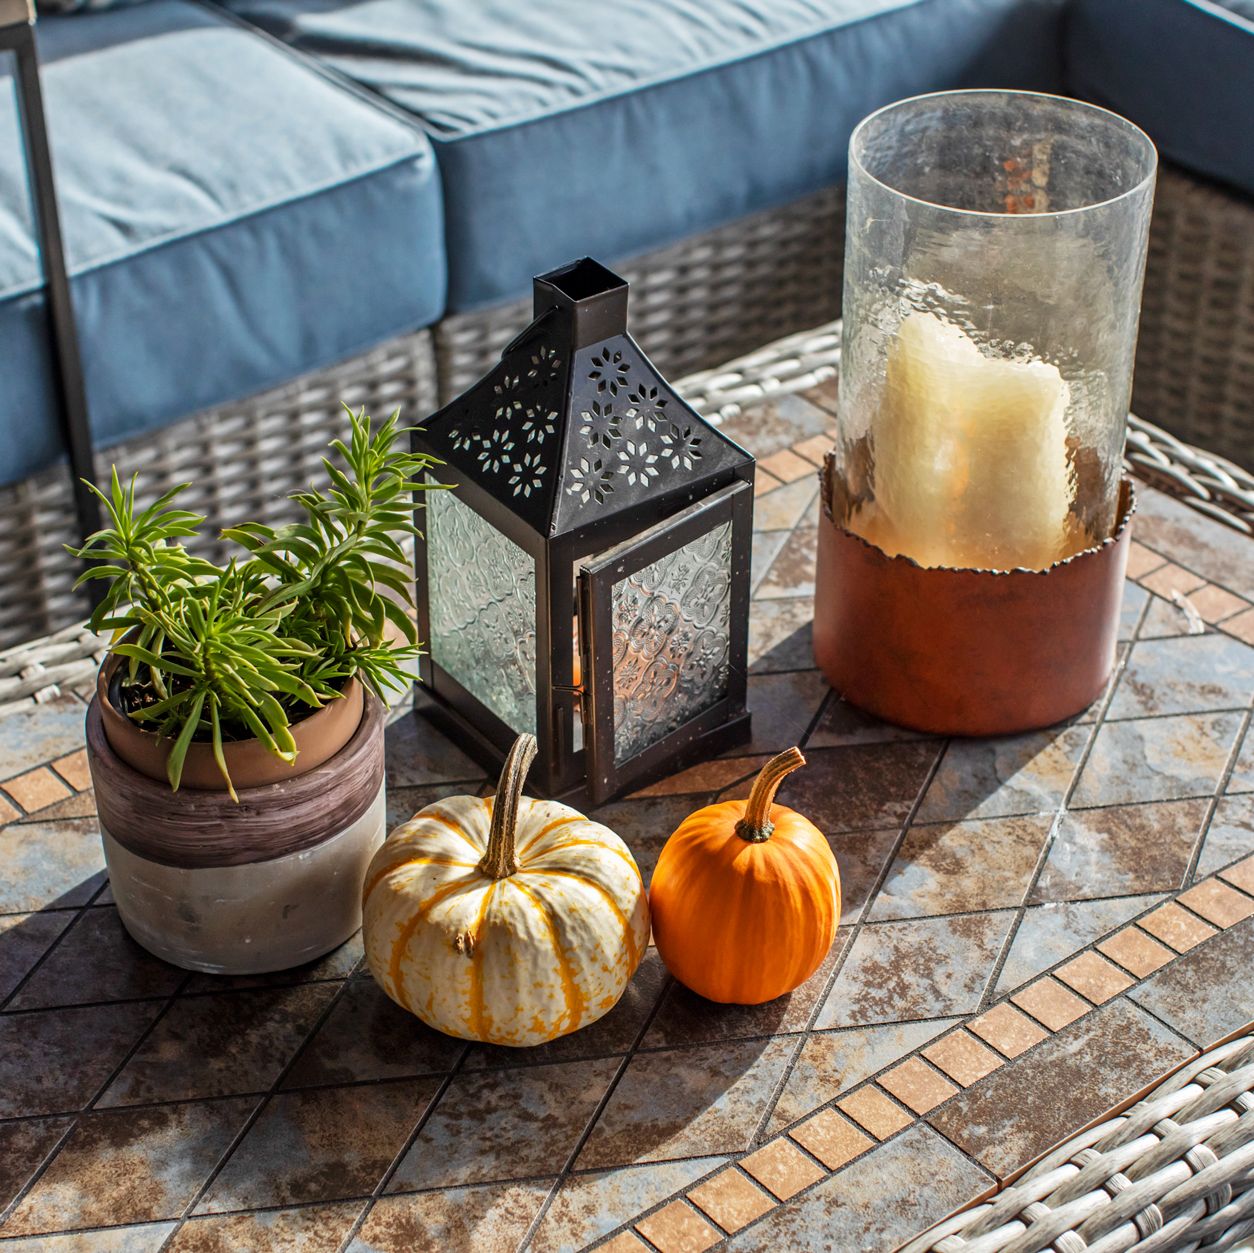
[75,408,438,974]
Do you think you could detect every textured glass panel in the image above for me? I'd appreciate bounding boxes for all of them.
[611,520,733,764]
[426,488,537,735]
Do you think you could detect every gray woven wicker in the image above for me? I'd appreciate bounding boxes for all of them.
[432,186,845,401]
[0,330,438,649]
[1135,164,1254,469]
[902,1029,1254,1253]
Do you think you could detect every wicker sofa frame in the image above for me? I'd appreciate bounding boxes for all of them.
[1,159,1249,649]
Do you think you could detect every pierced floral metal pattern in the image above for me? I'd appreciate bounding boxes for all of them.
[426,487,537,735]
[610,520,734,764]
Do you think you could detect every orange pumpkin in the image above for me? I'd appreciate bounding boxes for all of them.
[649,748,840,1004]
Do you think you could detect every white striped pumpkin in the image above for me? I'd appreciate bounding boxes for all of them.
[362,735,649,1046]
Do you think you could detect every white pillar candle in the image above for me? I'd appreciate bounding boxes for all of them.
[858,311,1075,571]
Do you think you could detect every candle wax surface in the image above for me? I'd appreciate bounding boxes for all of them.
[855,311,1080,571]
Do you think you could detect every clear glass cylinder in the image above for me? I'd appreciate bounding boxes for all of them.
[833,91,1156,571]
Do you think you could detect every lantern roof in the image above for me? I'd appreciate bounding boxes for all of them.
[419,259,754,541]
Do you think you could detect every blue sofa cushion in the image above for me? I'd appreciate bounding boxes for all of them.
[218,0,1068,312]
[1066,0,1254,197]
[0,0,446,486]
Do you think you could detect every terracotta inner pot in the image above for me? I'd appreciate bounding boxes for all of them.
[97,655,364,790]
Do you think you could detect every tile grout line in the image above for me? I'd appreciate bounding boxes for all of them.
[1181,702,1253,889]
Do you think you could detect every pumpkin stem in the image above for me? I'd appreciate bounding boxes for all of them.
[480,733,538,879]
[736,747,805,843]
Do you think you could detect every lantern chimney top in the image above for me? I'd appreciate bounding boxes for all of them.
[533,258,628,349]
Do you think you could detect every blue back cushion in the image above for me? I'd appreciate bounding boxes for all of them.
[219,0,1070,311]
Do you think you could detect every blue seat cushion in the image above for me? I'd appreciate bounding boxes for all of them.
[0,0,445,486]
[217,0,1068,312]
[1066,0,1254,197]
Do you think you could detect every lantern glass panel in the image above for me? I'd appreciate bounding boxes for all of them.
[610,518,734,764]
[425,486,537,735]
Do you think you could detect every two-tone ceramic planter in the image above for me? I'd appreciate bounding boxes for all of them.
[86,660,387,974]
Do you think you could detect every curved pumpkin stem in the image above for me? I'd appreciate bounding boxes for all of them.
[479,733,538,879]
[736,747,805,843]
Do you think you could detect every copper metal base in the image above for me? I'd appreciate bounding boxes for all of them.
[813,474,1135,736]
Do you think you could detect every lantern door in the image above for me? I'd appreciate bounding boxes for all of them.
[577,480,751,803]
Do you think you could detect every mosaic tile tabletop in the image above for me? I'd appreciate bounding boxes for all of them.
[2,382,1253,1252]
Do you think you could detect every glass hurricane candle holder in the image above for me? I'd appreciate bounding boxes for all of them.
[832,90,1156,572]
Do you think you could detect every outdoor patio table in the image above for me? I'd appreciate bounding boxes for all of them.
[0,338,1251,1251]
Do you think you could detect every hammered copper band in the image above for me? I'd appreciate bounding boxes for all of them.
[813,476,1135,736]
[86,693,386,869]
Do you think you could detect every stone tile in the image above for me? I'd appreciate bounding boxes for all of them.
[753,470,783,497]
[5,1097,256,1234]
[995,896,1164,994]
[1139,563,1207,601]
[0,792,17,823]
[386,782,486,832]
[1119,580,1150,641]
[635,1200,720,1252]
[392,1057,616,1190]
[1032,800,1208,901]
[1228,728,1254,793]
[0,818,107,913]
[1220,854,1254,895]
[793,433,833,467]
[285,978,464,1087]
[747,598,814,673]
[1011,978,1089,1031]
[1125,543,1167,580]
[767,1019,957,1134]
[100,984,337,1106]
[579,1037,796,1169]
[1138,593,1202,641]
[0,909,74,1002]
[756,526,817,601]
[878,1057,959,1115]
[724,670,829,757]
[916,728,1089,823]
[968,1003,1049,1059]
[4,767,73,814]
[750,476,819,533]
[749,529,789,594]
[870,814,1053,920]
[1139,901,1219,952]
[835,1086,913,1140]
[383,712,482,787]
[1187,585,1248,625]
[631,756,764,800]
[350,1183,550,1253]
[10,907,184,1010]
[181,932,365,994]
[0,1115,71,1212]
[806,695,928,749]
[466,951,670,1069]
[816,912,1015,1029]
[1098,926,1176,978]
[688,1168,774,1234]
[826,828,901,923]
[1130,489,1254,601]
[601,1236,651,1253]
[789,1108,874,1172]
[199,1079,438,1211]
[725,1124,992,1250]
[1054,951,1134,1003]
[1108,634,1254,720]
[0,1000,160,1117]
[723,740,940,835]
[1177,877,1254,927]
[922,1031,1004,1087]
[0,697,88,783]
[1130,918,1254,1047]
[927,999,1194,1179]
[1226,607,1254,646]
[1072,713,1242,808]
[529,1157,724,1253]
[170,1201,363,1251]
[758,447,817,486]
[740,1138,823,1200]
[0,1225,177,1251]
[720,394,832,462]
[799,378,839,418]
[645,935,844,1050]
[50,749,92,792]
[30,788,100,821]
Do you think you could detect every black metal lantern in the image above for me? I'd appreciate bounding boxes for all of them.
[413,258,754,803]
